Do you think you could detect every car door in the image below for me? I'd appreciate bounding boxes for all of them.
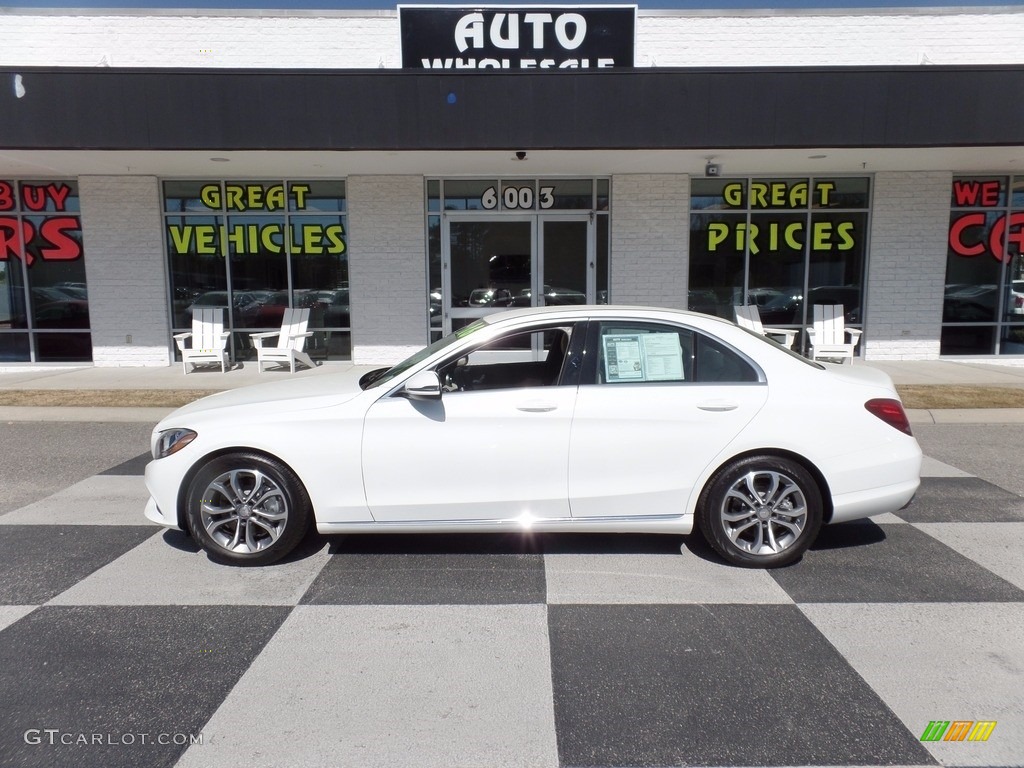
[361,323,582,523]
[567,319,769,518]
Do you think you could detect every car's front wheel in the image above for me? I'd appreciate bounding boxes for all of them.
[698,455,823,568]
[185,452,311,566]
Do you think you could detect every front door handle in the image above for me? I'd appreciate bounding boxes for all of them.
[697,400,739,412]
[517,401,558,413]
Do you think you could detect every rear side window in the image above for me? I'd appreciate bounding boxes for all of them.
[693,333,759,382]
[588,321,758,384]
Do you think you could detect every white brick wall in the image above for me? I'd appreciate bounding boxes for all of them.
[864,171,950,361]
[346,176,426,365]
[79,176,171,367]
[611,175,689,309]
[636,11,1024,67]
[1,9,1021,68]
[0,12,399,69]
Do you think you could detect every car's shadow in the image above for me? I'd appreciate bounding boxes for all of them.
[808,519,889,551]
[162,527,332,566]
[322,520,889,563]
[325,531,685,557]
[166,518,890,567]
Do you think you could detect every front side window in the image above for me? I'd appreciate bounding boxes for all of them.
[0,179,90,362]
[436,325,575,392]
[942,175,1024,354]
[164,180,349,361]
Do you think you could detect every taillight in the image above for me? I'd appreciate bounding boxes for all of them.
[865,398,912,436]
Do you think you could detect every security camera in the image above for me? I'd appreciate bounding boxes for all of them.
[705,162,721,177]
[515,151,527,161]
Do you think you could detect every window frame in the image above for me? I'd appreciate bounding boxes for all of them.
[580,318,765,386]
[428,320,587,393]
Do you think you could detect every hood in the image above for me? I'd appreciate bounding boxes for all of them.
[162,367,369,423]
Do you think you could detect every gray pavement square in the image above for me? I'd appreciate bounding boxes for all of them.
[174,605,560,768]
[800,602,1024,768]
[913,522,1024,592]
[0,476,153,527]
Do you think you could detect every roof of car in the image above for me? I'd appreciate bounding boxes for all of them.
[480,304,733,327]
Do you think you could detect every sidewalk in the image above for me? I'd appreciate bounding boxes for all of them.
[0,361,352,422]
[1,359,1023,424]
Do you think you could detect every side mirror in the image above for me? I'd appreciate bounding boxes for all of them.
[401,370,442,401]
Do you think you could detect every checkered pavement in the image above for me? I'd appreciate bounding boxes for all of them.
[0,450,1022,768]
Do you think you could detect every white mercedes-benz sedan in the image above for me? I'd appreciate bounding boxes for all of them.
[145,306,921,568]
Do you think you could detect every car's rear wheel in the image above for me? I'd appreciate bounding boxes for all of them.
[185,452,311,566]
[698,455,822,568]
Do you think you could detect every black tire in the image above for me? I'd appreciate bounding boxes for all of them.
[697,455,822,568]
[185,452,312,566]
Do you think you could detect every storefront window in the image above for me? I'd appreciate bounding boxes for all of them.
[164,180,349,361]
[942,175,1024,354]
[0,179,90,362]
[689,177,870,350]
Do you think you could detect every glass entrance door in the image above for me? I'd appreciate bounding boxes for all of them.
[446,218,533,333]
[540,217,591,308]
[443,214,593,335]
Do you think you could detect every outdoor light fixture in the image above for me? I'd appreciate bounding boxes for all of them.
[13,74,25,98]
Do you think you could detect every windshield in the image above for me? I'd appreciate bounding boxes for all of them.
[362,320,489,390]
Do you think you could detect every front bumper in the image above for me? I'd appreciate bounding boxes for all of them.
[143,447,196,531]
[144,496,181,530]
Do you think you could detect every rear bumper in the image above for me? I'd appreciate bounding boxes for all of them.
[829,477,920,524]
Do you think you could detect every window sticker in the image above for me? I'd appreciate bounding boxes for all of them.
[602,332,683,383]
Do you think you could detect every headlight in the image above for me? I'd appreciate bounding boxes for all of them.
[153,428,198,459]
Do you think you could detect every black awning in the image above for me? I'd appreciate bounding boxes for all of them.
[1,65,1021,151]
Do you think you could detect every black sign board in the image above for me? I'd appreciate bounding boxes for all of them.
[399,5,636,70]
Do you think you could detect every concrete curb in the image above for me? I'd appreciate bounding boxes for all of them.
[906,408,1024,425]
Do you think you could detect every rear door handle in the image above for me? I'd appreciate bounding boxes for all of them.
[517,401,558,413]
[697,400,739,412]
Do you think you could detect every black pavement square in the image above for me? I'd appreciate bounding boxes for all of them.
[0,525,157,604]
[771,521,1024,603]
[100,452,151,477]
[898,476,1024,523]
[301,533,547,605]
[0,605,291,768]
[548,604,936,767]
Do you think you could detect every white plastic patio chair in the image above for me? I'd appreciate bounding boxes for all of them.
[807,304,862,363]
[733,305,797,349]
[173,307,230,374]
[249,307,316,373]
